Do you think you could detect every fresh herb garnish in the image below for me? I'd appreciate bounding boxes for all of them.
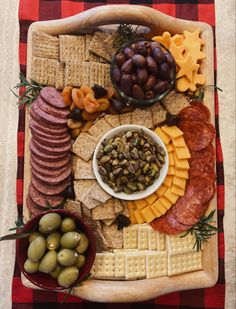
[8,215,25,231]
[113,24,141,49]
[11,73,43,107]
[180,210,218,251]
[190,84,223,102]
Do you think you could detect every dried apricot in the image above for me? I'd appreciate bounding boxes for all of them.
[80,85,95,96]
[97,98,110,111]
[82,110,101,121]
[61,86,73,106]
[83,93,100,113]
[72,88,85,109]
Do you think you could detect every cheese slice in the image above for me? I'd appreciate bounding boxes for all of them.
[163,175,173,187]
[129,209,137,224]
[164,187,179,204]
[134,199,148,210]
[140,206,156,223]
[152,199,167,215]
[158,197,172,209]
[175,169,189,179]
[172,136,186,148]
[133,210,144,224]
[150,204,162,218]
[173,176,187,190]
[161,125,183,139]
[127,201,136,210]
[154,127,170,145]
[156,185,168,197]
[166,143,174,152]
[145,193,158,205]
[168,152,174,166]
[167,166,175,175]
[175,147,191,160]
[173,152,190,170]
[171,184,185,196]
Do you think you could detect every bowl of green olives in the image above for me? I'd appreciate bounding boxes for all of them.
[16,209,96,290]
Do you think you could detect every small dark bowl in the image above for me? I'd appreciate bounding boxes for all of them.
[16,209,96,291]
[110,39,176,107]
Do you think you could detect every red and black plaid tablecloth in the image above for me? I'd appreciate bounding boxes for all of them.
[12,1,225,308]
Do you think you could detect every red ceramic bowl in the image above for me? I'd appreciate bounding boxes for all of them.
[16,209,96,290]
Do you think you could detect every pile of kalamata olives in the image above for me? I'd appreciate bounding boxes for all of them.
[111,40,175,101]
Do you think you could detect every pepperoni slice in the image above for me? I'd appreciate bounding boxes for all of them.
[189,161,216,183]
[185,177,215,204]
[178,106,207,122]
[173,202,204,225]
[165,209,191,232]
[179,121,215,151]
[191,102,211,120]
[190,144,215,162]
[150,215,181,235]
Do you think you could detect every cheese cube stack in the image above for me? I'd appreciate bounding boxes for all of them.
[131,125,191,224]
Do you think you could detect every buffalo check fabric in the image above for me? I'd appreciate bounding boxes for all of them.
[12,0,225,308]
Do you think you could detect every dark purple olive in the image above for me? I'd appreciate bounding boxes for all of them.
[115,53,126,67]
[150,41,161,52]
[131,54,146,67]
[146,56,158,74]
[158,63,170,80]
[120,74,133,95]
[132,84,145,100]
[133,41,148,56]
[145,75,157,90]
[152,47,166,64]
[153,81,169,94]
[121,59,134,74]
[123,47,135,59]
[145,90,155,99]
[114,214,131,230]
[136,67,148,85]
[165,52,175,67]
[67,107,82,121]
[61,182,75,200]
[112,65,122,84]
[92,84,107,99]
[132,73,138,83]
[110,98,125,113]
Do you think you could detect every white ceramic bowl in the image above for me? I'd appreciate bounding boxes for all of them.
[92,125,169,201]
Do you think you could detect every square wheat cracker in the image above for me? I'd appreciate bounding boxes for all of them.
[31,57,48,85]
[55,62,65,89]
[114,199,124,213]
[88,117,113,140]
[104,114,120,127]
[92,199,115,220]
[131,109,153,129]
[59,35,85,62]
[74,158,95,179]
[162,90,190,115]
[65,61,89,87]
[102,224,123,249]
[146,251,167,278]
[64,199,82,217]
[89,31,112,62]
[89,182,111,203]
[119,113,132,125]
[72,132,97,161]
[148,103,167,127]
[32,31,59,60]
[74,179,96,202]
[85,34,100,62]
[81,204,92,218]
[168,251,202,276]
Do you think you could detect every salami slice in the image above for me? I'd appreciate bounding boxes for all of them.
[32,131,71,147]
[31,158,71,179]
[26,194,43,217]
[165,209,192,232]
[191,102,211,120]
[30,140,68,162]
[31,174,69,195]
[33,139,71,156]
[31,154,71,170]
[30,118,68,135]
[29,183,64,208]
[29,120,69,139]
[38,95,70,118]
[150,215,181,235]
[178,106,207,122]
[173,201,204,226]
[31,165,71,185]
[179,121,215,151]
[40,87,66,109]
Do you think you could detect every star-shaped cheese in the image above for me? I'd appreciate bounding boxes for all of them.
[176,71,206,92]
[184,42,206,63]
[183,28,204,45]
[169,40,185,61]
[176,53,199,81]
[171,34,184,46]
[152,31,171,49]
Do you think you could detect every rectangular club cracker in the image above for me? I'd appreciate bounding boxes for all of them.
[123,225,138,249]
[146,251,168,278]
[166,233,199,255]
[131,109,154,129]
[162,90,190,115]
[65,61,90,87]
[32,31,59,60]
[148,226,157,250]
[125,252,146,279]
[59,35,85,62]
[71,132,97,161]
[102,224,123,249]
[74,158,95,180]
[92,199,115,220]
[168,251,203,276]
[138,225,149,250]
[88,117,113,141]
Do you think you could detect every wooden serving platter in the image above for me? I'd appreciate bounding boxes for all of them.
[22,5,218,302]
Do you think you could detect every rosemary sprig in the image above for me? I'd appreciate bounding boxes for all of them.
[11,73,43,107]
[180,210,219,251]
[190,84,223,102]
[8,215,25,231]
[113,24,141,49]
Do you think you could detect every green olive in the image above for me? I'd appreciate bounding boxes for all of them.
[39,213,61,234]
[27,235,46,262]
[75,254,86,269]
[39,251,57,273]
[75,233,89,254]
[57,249,77,267]
[50,264,64,279]
[29,232,41,243]
[47,232,61,251]
[57,266,79,287]
[60,231,81,249]
[61,217,77,233]
[24,259,39,273]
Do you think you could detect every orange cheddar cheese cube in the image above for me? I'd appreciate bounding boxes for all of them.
[140,206,156,223]
[169,152,174,166]
[175,147,191,160]
[166,143,174,152]
[127,201,136,210]
[175,169,189,179]
[152,199,167,215]
[167,166,175,175]
[133,209,144,224]
[161,125,183,139]
[163,175,173,187]
[173,152,190,170]
[164,187,179,204]
[150,204,162,218]
[171,185,185,196]
[156,185,168,197]
[134,199,148,210]
[145,193,158,205]
[172,136,186,148]
[130,209,137,224]
[158,197,172,209]
[154,127,170,145]
[173,176,187,190]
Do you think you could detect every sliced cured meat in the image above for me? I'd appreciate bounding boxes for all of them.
[30,140,68,162]
[191,102,211,120]
[190,144,215,162]
[165,209,191,232]
[184,177,215,204]
[40,87,66,109]
[38,95,70,118]
[31,174,69,195]
[173,202,204,226]
[179,121,215,151]
[31,100,67,126]
[29,120,69,139]
[32,131,71,147]
[29,183,64,208]
[31,153,71,170]
[201,202,210,216]
[33,139,71,155]
[150,215,181,235]
[26,194,43,217]
[189,161,216,183]
[178,106,207,122]
[29,118,68,135]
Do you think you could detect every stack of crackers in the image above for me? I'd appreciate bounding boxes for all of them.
[31,31,116,89]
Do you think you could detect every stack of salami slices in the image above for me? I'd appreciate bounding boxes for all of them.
[151,102,216,235]
[26,87,71,217]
